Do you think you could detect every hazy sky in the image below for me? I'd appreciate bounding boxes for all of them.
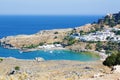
[0,0,120,15]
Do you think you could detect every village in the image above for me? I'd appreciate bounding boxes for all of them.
[71,28,120,42]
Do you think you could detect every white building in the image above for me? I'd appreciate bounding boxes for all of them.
[38,44,63,49]
[71,30,117,42]
[111,35,120,42]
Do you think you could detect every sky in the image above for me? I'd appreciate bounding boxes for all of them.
[0,0,120,15]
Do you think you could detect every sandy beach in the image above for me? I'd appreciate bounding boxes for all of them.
[0,58,119,80]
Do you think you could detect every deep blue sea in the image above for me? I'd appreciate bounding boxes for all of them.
[0,15,102,38]
[0,15,102,61]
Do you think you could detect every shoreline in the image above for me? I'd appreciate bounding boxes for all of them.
[20,47,107,60]
[0,45,107,61]
[19,47,67,52]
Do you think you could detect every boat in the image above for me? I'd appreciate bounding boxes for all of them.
[50,50,53,53]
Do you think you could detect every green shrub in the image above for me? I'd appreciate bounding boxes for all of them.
[68,39,76,45]
[96,41,103,51]
[115,53,120,65]
[54,36,58,39]
[54,32,58,34]
[24,44,39,49]
[15,66,20,71]
[87,41,96,43]
[105,42,119,51]
[53,42,60,44]
[103,53,117,67]
[39,42,44,46]
[85,44,92,50]
[0,58,3,62]
[103,52,120,67]
[79,30,87,35]
[116,30,120,35]
[64,36,76,46]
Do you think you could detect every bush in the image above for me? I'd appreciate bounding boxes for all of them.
[96,41,103,51]
[53,42,60,44]
[0,58,3,62]
[15,66,20,71]
[79,30,87,35]
[103,53,117,67]
[68,39,76,45]
[105,50,112,54]
[115,53,120,65]
[54,32,58,34]
[85,44,92,50]
[103,52,120,67]
[24,44,39,49]
[64,36,76,46]
[105,42,119,51]
[54,36,58,39]
[116,30,120,35]
[39,42,44,46]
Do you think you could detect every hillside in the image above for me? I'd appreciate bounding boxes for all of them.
[0,29,72,48]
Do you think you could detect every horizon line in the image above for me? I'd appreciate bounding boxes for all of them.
[0,14,105,16]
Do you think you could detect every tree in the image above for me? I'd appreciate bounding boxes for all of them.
[103,52,120,67]
[115,53,120,65]
[116,30,120,35]
[106,36,110,40]
[39,42,44,46]
[79,30,86,35]
[103,53,117,67]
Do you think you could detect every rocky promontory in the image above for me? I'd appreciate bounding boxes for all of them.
[0,24,96,50]
[0,28,72,49]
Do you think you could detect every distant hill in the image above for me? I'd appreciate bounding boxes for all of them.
[97,12,120,27]
[74,12,120,33]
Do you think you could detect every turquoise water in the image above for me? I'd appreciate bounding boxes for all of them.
[0,47,98,61]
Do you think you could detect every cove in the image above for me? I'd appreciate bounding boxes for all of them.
[0,47,99,61]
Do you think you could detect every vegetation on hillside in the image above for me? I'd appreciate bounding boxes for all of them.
[63,36,77,46]
[95,41,103,51]
[98,12,120,27]
[105,42,120,51]
[102,41,120,67]
[23,44,39,49]
[53,41,61,44]
[115,30,120,35]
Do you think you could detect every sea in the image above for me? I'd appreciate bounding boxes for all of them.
[0,15,103,61]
